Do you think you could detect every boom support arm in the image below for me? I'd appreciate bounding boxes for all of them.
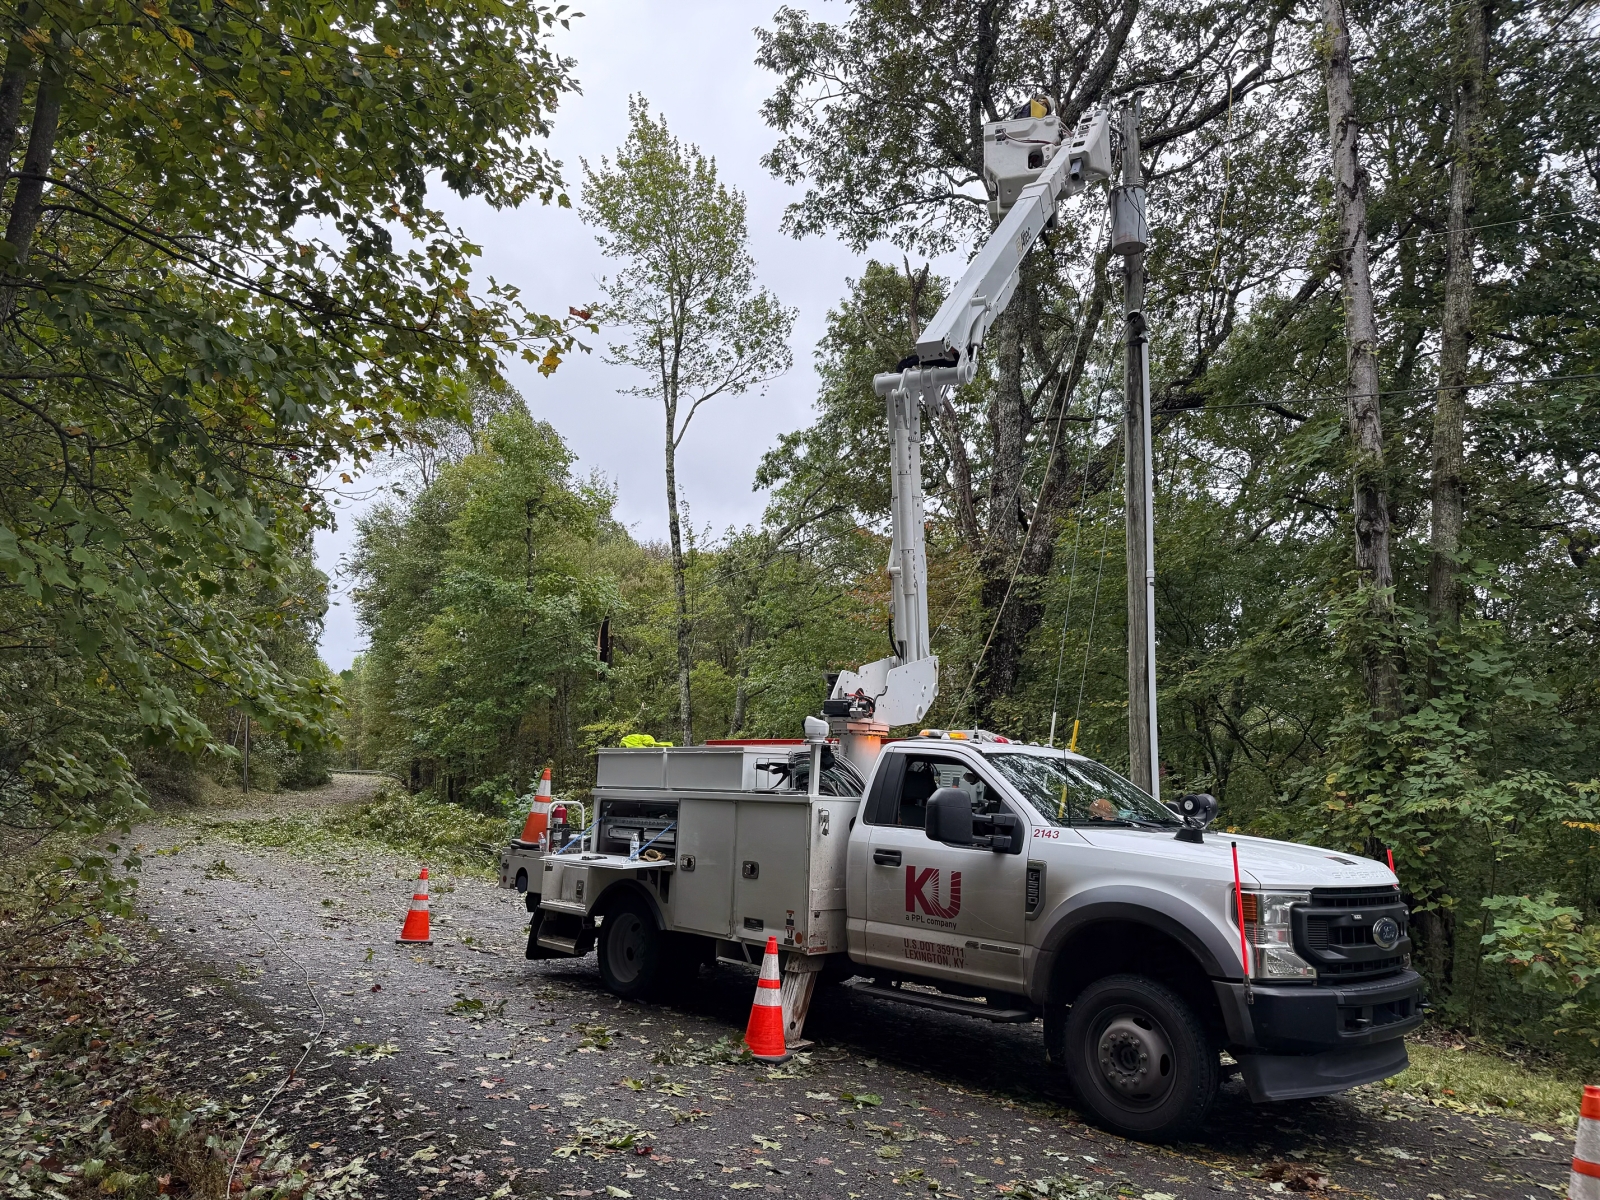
[827,107,1115,728]
[916,108,1111,373]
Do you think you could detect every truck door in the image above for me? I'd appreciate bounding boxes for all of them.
[862,752,1029,992]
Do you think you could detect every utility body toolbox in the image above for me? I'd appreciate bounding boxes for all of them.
[526,744,856,983]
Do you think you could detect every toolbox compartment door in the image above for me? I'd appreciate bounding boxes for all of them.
[734,800,810,949]
[670,798,736,938]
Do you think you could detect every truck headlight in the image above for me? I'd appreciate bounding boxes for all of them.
[1232,890,1317,981]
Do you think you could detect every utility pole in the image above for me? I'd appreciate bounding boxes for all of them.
[1113,96,1159,799]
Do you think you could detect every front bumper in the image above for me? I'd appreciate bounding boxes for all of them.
[1214,968,1424,1053]
[1237,1037,1410,1102]
[1213,969,1422,1101]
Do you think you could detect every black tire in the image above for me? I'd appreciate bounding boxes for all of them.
[597,893,667,1000]
[514,868,529,893]
[1058,974,1216,1142]
[655,932,706,993]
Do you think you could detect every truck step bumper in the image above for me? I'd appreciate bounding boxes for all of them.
[1238,1038,1409,1103]
[844,980,1034,1023]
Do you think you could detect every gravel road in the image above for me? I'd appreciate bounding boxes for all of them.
[129,775,1570,1200]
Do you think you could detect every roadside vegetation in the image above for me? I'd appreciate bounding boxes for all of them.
[0,838,376,1199]
[190,784,509,878]
[1390,1039,1592,1129]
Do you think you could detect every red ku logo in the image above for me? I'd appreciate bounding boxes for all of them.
[905,866,962,918]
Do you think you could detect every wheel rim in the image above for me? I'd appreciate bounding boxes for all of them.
[1091,1007,1176,1109]
[605,912,648,984]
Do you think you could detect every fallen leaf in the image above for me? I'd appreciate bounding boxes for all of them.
[1259,1160,1332,1193]
[841,1091,882,1108]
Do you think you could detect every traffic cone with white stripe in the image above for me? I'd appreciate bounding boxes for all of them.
[743,935,790,1063]
[1573,1086,1600,1198]
[397,867,432,945]
[518,768,554,850]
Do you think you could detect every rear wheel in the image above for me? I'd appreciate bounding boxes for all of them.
[1059,974,1216,1142]
[656,932,708,992]
[514,868,529,893]
[597,894,666,999]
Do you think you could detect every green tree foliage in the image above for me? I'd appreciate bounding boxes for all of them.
[0,0,583,892]
[580,98,796,747]
[343,398,875,799]
[349,408,612,807]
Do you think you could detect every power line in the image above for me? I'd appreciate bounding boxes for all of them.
[1045,307,1124,745]
[1072,450,1121,742]
[1390,206,1596,246]
[1175,369,1600,416]
[952,217,1121,722]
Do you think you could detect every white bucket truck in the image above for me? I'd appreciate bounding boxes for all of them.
[510,724,1420,1140]
[500,98,1422,1140]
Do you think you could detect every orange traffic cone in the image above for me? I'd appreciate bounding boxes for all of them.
[518,768,553,849]
[1572,1085,1600,1198]
[743,935,790,1063]
[397,867,432,945]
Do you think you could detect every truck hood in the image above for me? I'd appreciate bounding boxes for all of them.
[1076,827,1396,890]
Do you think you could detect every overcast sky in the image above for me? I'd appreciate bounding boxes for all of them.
[313,1,968,671]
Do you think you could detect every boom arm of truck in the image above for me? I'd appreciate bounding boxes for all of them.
[827,104,1115,727]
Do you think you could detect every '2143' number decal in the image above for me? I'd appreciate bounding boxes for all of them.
[1033,827,1061,839]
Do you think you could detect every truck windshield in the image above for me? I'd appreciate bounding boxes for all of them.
[986,753,1179,827]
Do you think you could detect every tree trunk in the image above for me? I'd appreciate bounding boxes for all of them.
[0,54,62,326]
[664,401,694,746]
[972,269,1112,725]
[938,398,982,549]
[1324,0,1402,722]
[909,259,981,550]
[0,4,43,181]
[1429,0,1490,633]
[728,619,752,737]
[1416,906,1455,997]
[975,307,1027,718]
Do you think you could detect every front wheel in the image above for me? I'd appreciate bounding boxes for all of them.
[597,894,666,1000]
[1058,974,1216,1142]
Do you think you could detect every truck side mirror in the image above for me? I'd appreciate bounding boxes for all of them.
[925,789,974,846]
[986,812,1023,854]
